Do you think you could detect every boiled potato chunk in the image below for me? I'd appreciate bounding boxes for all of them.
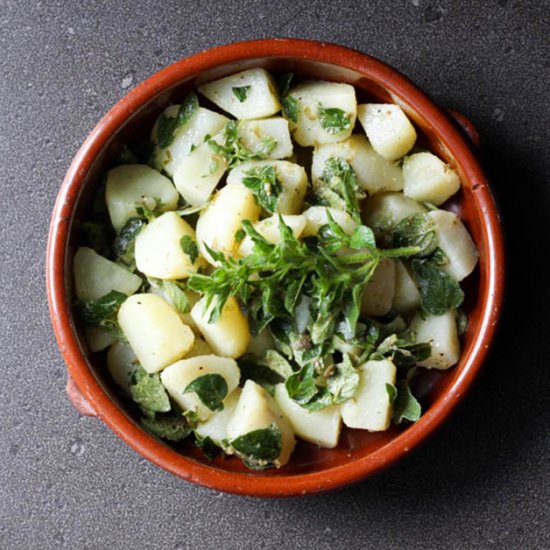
[403,152,460,205]
[195,183,261,264]
[195,388,241,445]
[84,326,114,352]
[238,118,293,160]
[361,258,396,317]
[238,214,306,257]
[341,359,396,431]
[392,261,421,314]
[191,296,251,359]
[227,160,308,215]
[118,294,195,373]
[160,355,241,421]
[106,342,138,394]
[427,210,479,281]
[410,310,460,370]
[274,384,342,448]
[73,247,142,301]
[301,206,358,237]
[173,134,228,207]
[198,68,281,120]
[135,212,204,279]
[152,106,228,177]
[286,80,356,146]
[105,164,179,231]
[357,103,417,161]
[227,380,296,468]
[311,135,403,195]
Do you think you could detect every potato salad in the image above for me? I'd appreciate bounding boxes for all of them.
[74,68,478,470]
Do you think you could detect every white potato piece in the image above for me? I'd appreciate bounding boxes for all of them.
[73,247,142,301]
[357,103,417,161]
[118,294,195,373]
[195,388,241,446]
[227,160,308,215]
[107,342,138,394]
[227,380,296,468]
[410,310,460,370]
[152,106,229,176]
[403,152,461,205]
[84,326,114,352]
[286,80,356,146]
[198,68,281,120]
[246,329,275,357]
[311,135,401,194]
[160,355,240,421]
[301,206,358,237]
[195,183,261,264]
[274,384,342,448]
[173,133,228,207]
[361,258,396,317]
[191,296,251,359]
[392,261,421,314]
[427,210,479,281]
[238,214,306,257]
[105,164,179,231]
[362,192,427,235]
[341,359,396,431]
[238,118,293,160]
[135,212,204,279]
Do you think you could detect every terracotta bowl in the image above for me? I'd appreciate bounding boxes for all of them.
[46,39,505,497]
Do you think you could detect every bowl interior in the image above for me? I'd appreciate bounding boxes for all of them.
[61,50,496,487]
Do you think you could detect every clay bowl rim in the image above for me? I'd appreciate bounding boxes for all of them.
[46,38,505,497]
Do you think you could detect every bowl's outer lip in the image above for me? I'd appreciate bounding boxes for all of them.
[46,38,505,497]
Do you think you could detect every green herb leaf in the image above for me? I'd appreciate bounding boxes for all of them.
[77,290,127,325]
[412,260,464,315]
[349,225,376,249]
[158,93,199,148]
[195,434,220,460]
[130,365,171,415]
[231,424,282,466]
[141,415,191,442]
[276,73,294,96]
[158,280,190,313]
[281,95,299,123]
[180,234,199,264]
[393,379,422,424]
[327,354,359,404]
[114,217,146,266]
[392,214,438,258]
[177,92,200,127]
[135,196,165,221]
[241,165,282,213]
[238,352,290,396]
[183,373,228,412]
[285,364,333,411]
[318,105,351,135]
[386,383,397,403]
[232,85,251,102]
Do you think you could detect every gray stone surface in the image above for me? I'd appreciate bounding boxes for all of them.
[1,0,549,548]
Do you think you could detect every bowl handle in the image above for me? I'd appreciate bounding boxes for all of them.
[66,376,97,417]
[446,109,480,149]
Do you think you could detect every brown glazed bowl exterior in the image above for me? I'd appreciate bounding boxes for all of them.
[46,39,505,497]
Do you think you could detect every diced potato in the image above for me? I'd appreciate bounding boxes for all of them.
[227,380,296,468]
[105,164,179,231]
[392,261,421,314]
[341,359,396,431]
[311,135,403,195]
[357,103,417,161]
[172,133,228,207]
[403,152,460,205]
[195,183,261,264]
[362,192,427,237]
[73,247,142,301]
[118,293,195,373]
[191,296,251,359]
[227,160,308,215]
[195,388,241,445]
[246,329,275,357]
[361,258,396,317]
[286,80,356,146]
[135,212,204,279]
[238,214,306,257]
[301,206,358,237]
[410,310,460,370]
[106,342,138,394]
[160,355,240,421]
[152,106,229,176]
[198,68,281,120]
[427,210,478,281]
[238,117,293,160]
[274,384,342,448]
[84,326,114,352]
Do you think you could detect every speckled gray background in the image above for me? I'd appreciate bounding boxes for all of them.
[1,0,549,548]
